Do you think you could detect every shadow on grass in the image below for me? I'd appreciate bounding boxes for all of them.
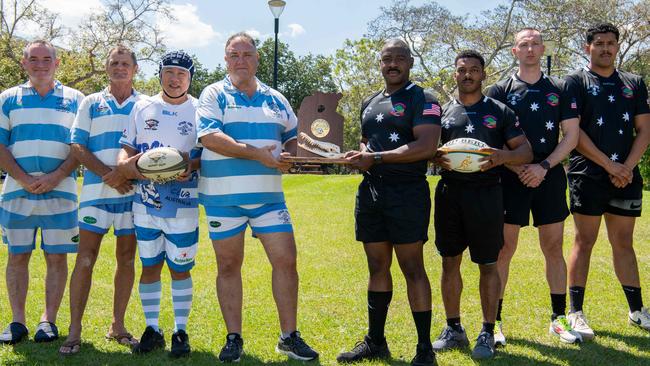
[507,334,650,366]
[4,340,221,365]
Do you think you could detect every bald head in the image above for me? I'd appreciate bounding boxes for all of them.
[381,38,412,57]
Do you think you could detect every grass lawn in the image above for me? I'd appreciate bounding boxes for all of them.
[0,175,649,365]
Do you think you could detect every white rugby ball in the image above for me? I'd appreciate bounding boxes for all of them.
[439,138,492,173]
[137,147,188,182]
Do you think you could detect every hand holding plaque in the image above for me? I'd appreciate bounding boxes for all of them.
[281,92,351,164]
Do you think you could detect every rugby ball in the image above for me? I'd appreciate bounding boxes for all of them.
[137,147,188,182]
[438,138,492,173]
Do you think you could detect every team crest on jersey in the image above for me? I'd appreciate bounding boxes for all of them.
[56,98,73,112]
[95,104,109,114]
[144,119,159,130]
[264,99,282,118]
[587,84,600,96]
[390,102,406,117]
[177,121,193,136]
[482,115,497,129]
[621,85,634,99]
[507,92,522,106]
[546,93,559,106]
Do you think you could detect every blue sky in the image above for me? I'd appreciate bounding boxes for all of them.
[34,0,501,76]
[161,0,499,75]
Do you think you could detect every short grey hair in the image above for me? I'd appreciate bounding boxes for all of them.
[225,32,257,51]
[23,39,57,59]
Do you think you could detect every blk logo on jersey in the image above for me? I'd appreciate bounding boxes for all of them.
[177,121,193,136]
[587,85,600,96]
[621,85,634,99]
[546,93,559,106]
[144,119,159,130]
[507,92,522,106]
[390,103,406,117]
[482,115,497,129]
[162,110,178,116]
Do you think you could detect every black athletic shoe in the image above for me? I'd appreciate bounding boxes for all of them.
[336,335,390,363]
[132,326,165,354]
[471,331,496,360]
[276,331,319,361]
[0,322,28,345]
[219,333,243,363]
[170,329,191,358]
[411,342,437,366]
[432,326,469,351]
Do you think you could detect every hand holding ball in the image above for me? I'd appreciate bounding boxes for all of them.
[136,147,188,183]
[438,138,493,173]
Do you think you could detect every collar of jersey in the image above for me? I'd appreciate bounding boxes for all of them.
[223,75,270,96]
[453,95,488,106]
[583,66,618,79]
[101,87,139,103]
[511,72,548,84]
[20,79,63,90]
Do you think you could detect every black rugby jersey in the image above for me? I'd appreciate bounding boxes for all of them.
[485,73,578,163]
[360,82,441,178]
[565,68,650,178]
[440,96,524,183]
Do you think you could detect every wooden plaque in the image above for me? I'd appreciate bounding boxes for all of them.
[292,92,345,163]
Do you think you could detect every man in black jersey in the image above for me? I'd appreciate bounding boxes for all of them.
[337,39,441,366]
[565,23,650,338]
[431,50,532,360]
[485,28,581,345]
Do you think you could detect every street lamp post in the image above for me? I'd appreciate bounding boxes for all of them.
[544,39,557,75]
[268,0,286,90]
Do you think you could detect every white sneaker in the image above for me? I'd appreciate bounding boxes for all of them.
[629,307,650,331]
[549,315,582,343]
[567,311,594,340]
[494,320,506,347]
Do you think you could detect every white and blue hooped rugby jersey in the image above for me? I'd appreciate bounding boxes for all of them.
[120,94,200,219]
[0,81,84,202]
[70,88,146,208]
[196,76,297,207]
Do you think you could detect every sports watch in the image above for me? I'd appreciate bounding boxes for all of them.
[373,153,383,164]
[540,160,551,170]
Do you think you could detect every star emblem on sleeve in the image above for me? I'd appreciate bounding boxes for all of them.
[622,112,630,122]
[375,113,384,123]
[597,117,604,126]
[619,129,623,135]
[389,132,400,142]
[610,153,619,161]
[530,102,539,111]
[362,106,372,119]
[540,137,546,143]
[608,95,615,103]
[465,123,475,133]
[545,121,554,130]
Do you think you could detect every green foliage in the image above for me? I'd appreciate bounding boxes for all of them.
[1,176,650,365]
[256,38,337,111]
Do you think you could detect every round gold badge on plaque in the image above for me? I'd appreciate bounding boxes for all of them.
[310,119,330,138]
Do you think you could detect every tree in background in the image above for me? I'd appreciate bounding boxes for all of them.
[0,0,171,93]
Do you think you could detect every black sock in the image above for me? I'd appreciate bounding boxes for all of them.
[412,310,431,345]
[496,298,503,321]
[622,286,643,312]
[569,286,585,312]
[446,317,462,332]
[368,291,392,344]
[551,293,566,319]
[481,322,495,335]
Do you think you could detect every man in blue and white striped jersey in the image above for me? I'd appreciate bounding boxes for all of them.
[59,45,145,355]
[0,40,83,344]
[196,32,318,363]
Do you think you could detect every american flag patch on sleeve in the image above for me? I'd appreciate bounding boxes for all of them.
[423,103,441,116]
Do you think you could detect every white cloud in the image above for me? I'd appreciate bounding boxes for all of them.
[157,3,220,48]
[245,28,263,40]
[286,23,305,38]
